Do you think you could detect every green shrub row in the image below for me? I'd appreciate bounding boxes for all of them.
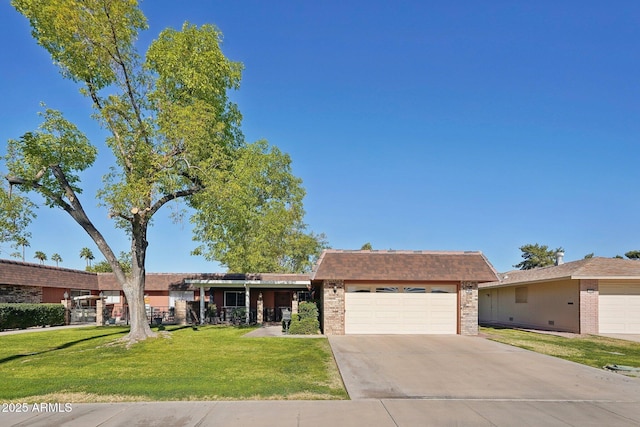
[0,304,65,330]
[288,301,320,335]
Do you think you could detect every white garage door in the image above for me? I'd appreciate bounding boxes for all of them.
[345,285,457,334]
[599,283,640,333]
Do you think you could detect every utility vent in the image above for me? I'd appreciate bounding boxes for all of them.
[548,320,555,326]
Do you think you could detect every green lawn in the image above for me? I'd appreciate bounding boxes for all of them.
[0,326,348,402]
[482,326,640,375]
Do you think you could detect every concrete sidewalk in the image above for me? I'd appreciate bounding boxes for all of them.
[3,399,640,426]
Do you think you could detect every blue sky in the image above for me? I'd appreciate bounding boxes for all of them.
[1,1,639,273]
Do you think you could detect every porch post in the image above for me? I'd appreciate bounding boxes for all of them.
[257,292,264,325]
[245,284,250,324]
[292,291,299,315]
[199,286,205,325]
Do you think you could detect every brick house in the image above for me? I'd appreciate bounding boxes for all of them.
[0,248,499,335]
[479,257,640,334]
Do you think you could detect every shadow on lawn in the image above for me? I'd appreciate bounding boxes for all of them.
[0,329,129,365]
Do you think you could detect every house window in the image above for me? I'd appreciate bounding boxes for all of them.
[224,291,246,307]
[376,287,399,293]
[297,291,313,302]
[346,285,371,293]
[102,290,120,304]
[404,287,427,293]
[515,287,528,303]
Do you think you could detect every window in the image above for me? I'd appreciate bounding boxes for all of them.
[346,285,371,293]
[375,287,399,293]
[404,287,427,293]
[103,290,120,304]
[224,291,246,307]
[297,291,313,302]
[515,287,528,303]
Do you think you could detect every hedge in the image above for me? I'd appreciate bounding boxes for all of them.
[0,304,66,330]
[288,301,320,335]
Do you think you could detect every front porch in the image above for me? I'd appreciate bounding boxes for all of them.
[185,274,314,326]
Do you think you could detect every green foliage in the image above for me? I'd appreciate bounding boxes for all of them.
[0,303,65,330]
[190,141,328,273]
[33,250,47,264]
[583,253,594,259]
[289,301,320,335]
[483,326,640,372]
[360,242,372,250]
[514,244,564,270]
[86,251,132,274]
[0,326,347,401]
[625,250,640,260]
[51,253,63,266]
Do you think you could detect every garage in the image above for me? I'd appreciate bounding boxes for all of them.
[313,250,499,336]
[345,284,457,334]
[599,282,640,333]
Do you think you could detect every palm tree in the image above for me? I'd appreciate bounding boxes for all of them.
[79,247,95,267]
[14,236,30,261]
[10,252,21,259]
[51,253,63,266]
[34,251,47,264]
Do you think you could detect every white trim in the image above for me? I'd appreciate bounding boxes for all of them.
[185,279,310,288]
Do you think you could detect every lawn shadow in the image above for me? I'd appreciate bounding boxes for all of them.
[0,329,129,365]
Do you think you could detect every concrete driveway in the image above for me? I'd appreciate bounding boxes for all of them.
[328,334,640,401]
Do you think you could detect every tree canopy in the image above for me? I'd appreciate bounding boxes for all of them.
[3,0,325,342]
[514,243,564,270]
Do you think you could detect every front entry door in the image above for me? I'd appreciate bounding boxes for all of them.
[274,291,291,321]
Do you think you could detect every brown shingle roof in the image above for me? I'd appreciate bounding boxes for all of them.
[480,257,640,288]
[312,250,499,282]
[96,272,311,291]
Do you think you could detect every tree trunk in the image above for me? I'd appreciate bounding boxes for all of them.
[123,215,156,343]
[122,274,155,343]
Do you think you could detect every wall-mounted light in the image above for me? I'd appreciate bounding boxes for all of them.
[99,291,104,299]
[63,291,69,300]
[333,285,337,294]
[587,289,595,294]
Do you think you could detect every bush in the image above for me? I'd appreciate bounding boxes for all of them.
[288,301,319,335]
[0,304,65,330]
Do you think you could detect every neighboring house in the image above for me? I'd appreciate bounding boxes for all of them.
[311,250,498,335]
[479,257,640,334]
[0,248,499,335]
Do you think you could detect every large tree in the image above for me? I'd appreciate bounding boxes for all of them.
[4,0,323,343]
[514,243,564,270]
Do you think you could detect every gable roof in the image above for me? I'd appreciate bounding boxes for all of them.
[312,250,499,282]
[480,257,640,288]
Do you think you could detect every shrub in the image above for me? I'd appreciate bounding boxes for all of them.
[288,301,319,335]
[0,304,65,330]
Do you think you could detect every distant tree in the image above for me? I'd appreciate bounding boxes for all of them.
[10,252,21,259]
[583,253,594,259]
[514,244,564,270]
[13,236,30,261]
[614,255,624,259]
[360,242,373,251]
[79,247,95,267]
[86,251,132,274]
[34,251,47,264]
[51,253,63,266]
[625,250,640,260]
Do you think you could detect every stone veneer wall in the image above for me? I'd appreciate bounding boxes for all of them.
[460,281,479,335]
[579,279,599,334]
[0,285,42,303]
[322,280,344,335]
